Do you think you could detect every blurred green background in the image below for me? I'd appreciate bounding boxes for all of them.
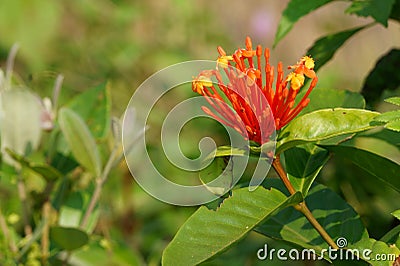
[1,0,400,265]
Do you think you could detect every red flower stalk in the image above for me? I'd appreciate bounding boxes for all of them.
[192,36,318,145]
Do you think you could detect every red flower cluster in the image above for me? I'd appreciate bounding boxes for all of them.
[192,36,317,145]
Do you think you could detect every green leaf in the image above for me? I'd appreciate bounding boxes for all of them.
[307,26,365,71]
[369,241,400,266]
[48,130,79,174]
[67,83,111,139]
[256,183,368,257]
[373,107,400,131]
[362,128,400,149]
[393,210,400,221]
[50,226,89,251]
[208,143,275,159]
[162,187,303,266]
[385,97,400,106]
[361,49,400,105]
[374,109,400,132]
[346,0,395,27]
[285,144,329,196]
[207,145,249,159]
[353,238,400,266]
[322,145,400,193]
[296,89,366,146]
[298,88,366,115]
[199,157,233,196]
[380,224,400,244]
[5,148,62,181]
[59,192,85,228]
[58,108,102,176]
[274,0,334,47]
[374,110,400,123]
[58,189,100,233]
[386,120,400,132]
[276,108,379,153]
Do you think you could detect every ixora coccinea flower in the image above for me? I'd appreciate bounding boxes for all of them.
[192,36,318,145]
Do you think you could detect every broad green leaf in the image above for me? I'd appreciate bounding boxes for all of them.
[199,157,232,196]
[284,144,329,196]
[58,108,102,176]
[59,192,84,228]
[276,108,379,153]
[58,188,100,233]
[50,226,89,251]
[352,238,400,266]
[296,88,366,146]
[392,210,400,220]
[346,131,400,159]
[361,49,400,105]
[385,97,400,106]
[27,165,62,181]
[298,88,366,115]
[346,0,395,27]
[374,110,400,122]
[257,183,368,259]
[5,148,62,181]
[361,128,400,149]
[67,83,111,139]
[162,187,303,266]
[207,145,249,159]
[322,145,400,192]
[205,144,274,160]
[274,0,334,47]
[48,130,79,174]
[203,144,275,193]
[307,26,365,71]
[0,89,42,164]
[373,108,400,131]
[386,120,400,132]
[374,108,400,132]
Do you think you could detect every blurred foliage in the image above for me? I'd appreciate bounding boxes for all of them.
[0,0,399,265]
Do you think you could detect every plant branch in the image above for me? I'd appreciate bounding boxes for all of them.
[52,74,64,115]
[272,154,339,249]
[41,200,51,264]
[16,221,45,261]
[80,145,119,229]
[272,155,296,195]
[17,173,32,237]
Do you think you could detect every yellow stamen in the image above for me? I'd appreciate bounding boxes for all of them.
[217,55,233,69]
[193,75,212,91]
[301,56,315,70]
[286,72,305,91]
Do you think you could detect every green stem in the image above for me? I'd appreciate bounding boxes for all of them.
[16,220,45,261]
[272,154,339,249]
[17,173,32,237]
[79,146,119,229]
[41,200,51,264]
